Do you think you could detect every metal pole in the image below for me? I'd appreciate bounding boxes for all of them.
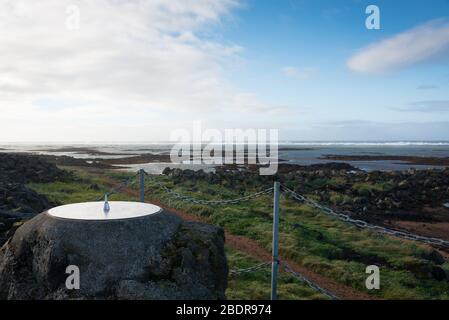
[271,181,280,300]
[139,169,145,203]
[103,193,110,212]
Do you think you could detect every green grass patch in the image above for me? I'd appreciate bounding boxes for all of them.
[28,169,138,204]
[226,247,328,300]
[351,183,389,196]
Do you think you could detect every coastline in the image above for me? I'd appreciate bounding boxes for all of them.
[3,143,449,172]
[321,154,449,166]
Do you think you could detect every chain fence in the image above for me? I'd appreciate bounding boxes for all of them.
[229,262,272,277]
[94,172,139,201]
[93,170,449,300]
[281,185,449,248]
[144,171,273,205]
[228,261,338,300]
[283,263,339,300]
[142,172,339,299]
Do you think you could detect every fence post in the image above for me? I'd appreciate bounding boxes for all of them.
[271,181,280,300]
[139,169,145,203]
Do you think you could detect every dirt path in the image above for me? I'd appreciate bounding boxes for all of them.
[98,176,376,300]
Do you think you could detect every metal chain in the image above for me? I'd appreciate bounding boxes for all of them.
[95,172,139,201]
[283,263,339,300]
[281,185,449,248]
[144,172,273,205]
[229,262,271,276]
[229,261,339,300]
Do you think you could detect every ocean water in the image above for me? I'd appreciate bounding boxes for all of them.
[1,142,449,172]
[278,142,449,171]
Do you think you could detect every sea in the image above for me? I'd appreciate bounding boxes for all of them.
[1,142,449,173]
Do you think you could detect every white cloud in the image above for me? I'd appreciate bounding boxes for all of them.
[0,0,238,108]
[347,20,449,74]
[282,66,318,80]
[0,0,285,141]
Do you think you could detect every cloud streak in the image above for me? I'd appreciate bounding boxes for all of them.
[347,20,449,74]
[417,85,438,90]
[393,100,449,113]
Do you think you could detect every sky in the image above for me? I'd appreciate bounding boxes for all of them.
[1,0,449,142]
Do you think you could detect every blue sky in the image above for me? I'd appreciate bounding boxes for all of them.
[1,0,449,141]
[217,0,449,140]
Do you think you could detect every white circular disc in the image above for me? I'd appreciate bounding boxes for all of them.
[47,201,162,221]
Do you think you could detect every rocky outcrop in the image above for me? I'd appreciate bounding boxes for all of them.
[0,153,71,185]
[0,183,52,214]
[0,154,72,247]
[163,165,449,223]
[0,183,54,247]
[0,210,227,300]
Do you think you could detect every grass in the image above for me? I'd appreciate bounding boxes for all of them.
[28,168,449,300]
[28,168,138,204]
[226,247,328,300]
[352,182,392,196]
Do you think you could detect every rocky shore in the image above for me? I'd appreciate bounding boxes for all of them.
[1,152,449,298]
[163,163,449,228]
[3,151,449,243]
[0,154,72,246]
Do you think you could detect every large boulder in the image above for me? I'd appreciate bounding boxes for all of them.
[0,208,227,300]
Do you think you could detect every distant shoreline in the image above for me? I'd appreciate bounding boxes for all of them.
[2,143,449,172]
[321,155,449,166]
[2,141,449,146]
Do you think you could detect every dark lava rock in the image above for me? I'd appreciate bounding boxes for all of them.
[420,250,445,266]
[0,183,51,214]
[0,153,72,247]
[0,210,227,300]
[431,267,447,282]
[0,153,71,184]
[163,163,449,223]
[0,153,70,214]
